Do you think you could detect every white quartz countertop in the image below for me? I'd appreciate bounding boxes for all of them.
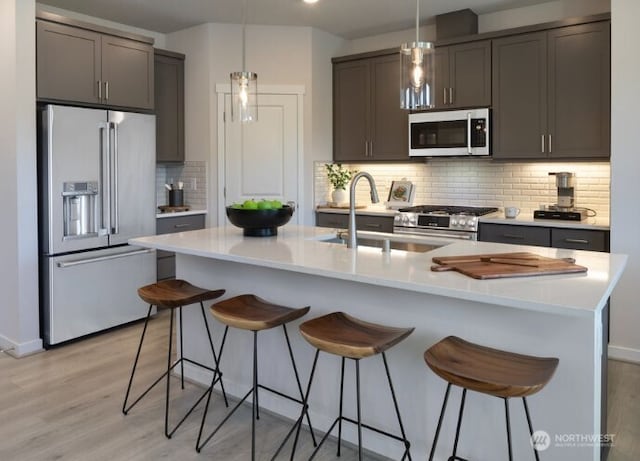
[156,210,207,218]
[317,206,610,230]
[130,225,626,318]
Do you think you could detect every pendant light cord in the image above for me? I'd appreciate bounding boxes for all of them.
[415,0,420,43]
[242,0,247,72]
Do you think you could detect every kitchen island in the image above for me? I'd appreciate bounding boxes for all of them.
[130,225,626,461]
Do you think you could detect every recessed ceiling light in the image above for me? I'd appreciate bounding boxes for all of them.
[303,0,319,4]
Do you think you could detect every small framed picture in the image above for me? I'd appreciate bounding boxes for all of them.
[386,180,415,209]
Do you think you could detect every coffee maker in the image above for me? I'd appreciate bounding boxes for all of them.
[534,172,588,221]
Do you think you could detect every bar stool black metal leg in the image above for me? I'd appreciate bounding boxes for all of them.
[428,383,451,461]
[199,302,228,407]
[337,356,346,456]
[164,307,175,438]
[381,352,412,461]
[451,388,467,459]
[291,349,320,461]
[355,358,363,461]
[282,324,317,446]
[122,304,154,414]
[505,398,513,461]
[523,397,541,461]
[179,306,185,389]
[252,331,258,461]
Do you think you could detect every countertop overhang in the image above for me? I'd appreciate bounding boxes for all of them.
[130,225,626,318]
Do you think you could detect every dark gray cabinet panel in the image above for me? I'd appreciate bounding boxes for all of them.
[479,223,550,246]
[316,212,394,233]
[370,54,409,160]
[492,21,610,160]
[492,32,547,159]
[547,22,610,158]
[480,223,609,252]
[156,214,205,280]
[333,60,369,162]
[333,53,408,162]
[551,228,608,252]
[36,21,102,105]
[434,40,491,109]
[36,19,154,110]
[101,35,154,110]
[155,50,185,163]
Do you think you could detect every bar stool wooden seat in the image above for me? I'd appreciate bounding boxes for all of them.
[424,336,559,461]
[196,294,316,460]
[291,312,414,461]
[122,279,228,439]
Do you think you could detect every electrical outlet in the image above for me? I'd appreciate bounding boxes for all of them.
[191,178,197,190]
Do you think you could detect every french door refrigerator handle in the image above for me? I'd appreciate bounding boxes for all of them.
[56,248,155,268]
[99,121,111,236]
[111,121,119,235]
[467,112,472,154]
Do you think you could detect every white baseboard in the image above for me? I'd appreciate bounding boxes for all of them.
[608,344,640,364]
[0,334,43,358]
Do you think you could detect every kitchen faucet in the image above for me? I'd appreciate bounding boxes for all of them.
[348,172,379,249]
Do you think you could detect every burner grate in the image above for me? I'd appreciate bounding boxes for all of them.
[399,205,498,216]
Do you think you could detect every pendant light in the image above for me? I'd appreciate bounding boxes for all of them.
[400,0,434,110]
[231,0,258,123]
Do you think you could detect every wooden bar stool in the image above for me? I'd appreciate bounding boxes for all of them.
[196,294,316,460]
[122,279,228,439]
[291,312,414,461]
[424,336,559,461]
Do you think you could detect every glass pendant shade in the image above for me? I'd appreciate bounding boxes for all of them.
[400,41,434,110]
[231,71,258,123]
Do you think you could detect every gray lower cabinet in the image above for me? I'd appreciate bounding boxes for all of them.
[155,49,185,163]
[36,18,154,110]
[316,212,394,233]
[492,21,610,159]
[156,214,205,280]
[479,223,610,252]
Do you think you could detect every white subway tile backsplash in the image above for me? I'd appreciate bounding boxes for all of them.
[156,161,207,210]
[314,159,610,218]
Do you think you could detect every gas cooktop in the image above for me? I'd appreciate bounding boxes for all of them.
[398,205,499,216]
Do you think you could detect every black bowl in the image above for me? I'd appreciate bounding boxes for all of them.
[226,205,294,236]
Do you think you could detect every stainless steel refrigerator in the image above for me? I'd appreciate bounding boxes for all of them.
[38,104,156,347]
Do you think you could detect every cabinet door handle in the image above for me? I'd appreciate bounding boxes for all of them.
[564,238,589,244]
[369,141,373,157]
[97,80,102,100]
[443,88,447,105]
[105,81,109,100]
[449,87,453,105]
[364,223,381,229]
[541,135,545,153]
[548,134,552,153]
[364,141,368,157]
[174,223,192,229]
[502,233,525,240]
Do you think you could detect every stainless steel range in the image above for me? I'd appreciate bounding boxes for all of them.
[393,205,498,240]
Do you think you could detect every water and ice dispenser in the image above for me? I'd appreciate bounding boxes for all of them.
[62,181,99,238]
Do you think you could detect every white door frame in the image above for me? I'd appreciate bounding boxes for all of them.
[215,84,305,226]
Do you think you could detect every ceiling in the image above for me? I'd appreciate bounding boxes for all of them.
[37,0,553,39]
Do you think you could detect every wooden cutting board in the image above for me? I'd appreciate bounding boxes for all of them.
[431,252,588,280]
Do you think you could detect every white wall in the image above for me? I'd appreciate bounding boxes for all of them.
[610,0,640,362]
[0,0,41,356]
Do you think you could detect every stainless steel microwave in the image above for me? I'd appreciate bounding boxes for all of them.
[409,108,490,157]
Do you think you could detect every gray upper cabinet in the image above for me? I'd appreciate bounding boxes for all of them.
[433,40,491,109]
[154,49,185,163]
[37,18,154,111]
[333,52,408,162]
[492,21,610,159]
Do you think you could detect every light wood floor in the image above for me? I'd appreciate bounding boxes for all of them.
[1,310,638,461]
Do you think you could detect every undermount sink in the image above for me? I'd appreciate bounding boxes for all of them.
[317,236,440,253]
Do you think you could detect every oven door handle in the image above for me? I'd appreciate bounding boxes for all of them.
[393,227,476,240]
[467,112,472,154]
